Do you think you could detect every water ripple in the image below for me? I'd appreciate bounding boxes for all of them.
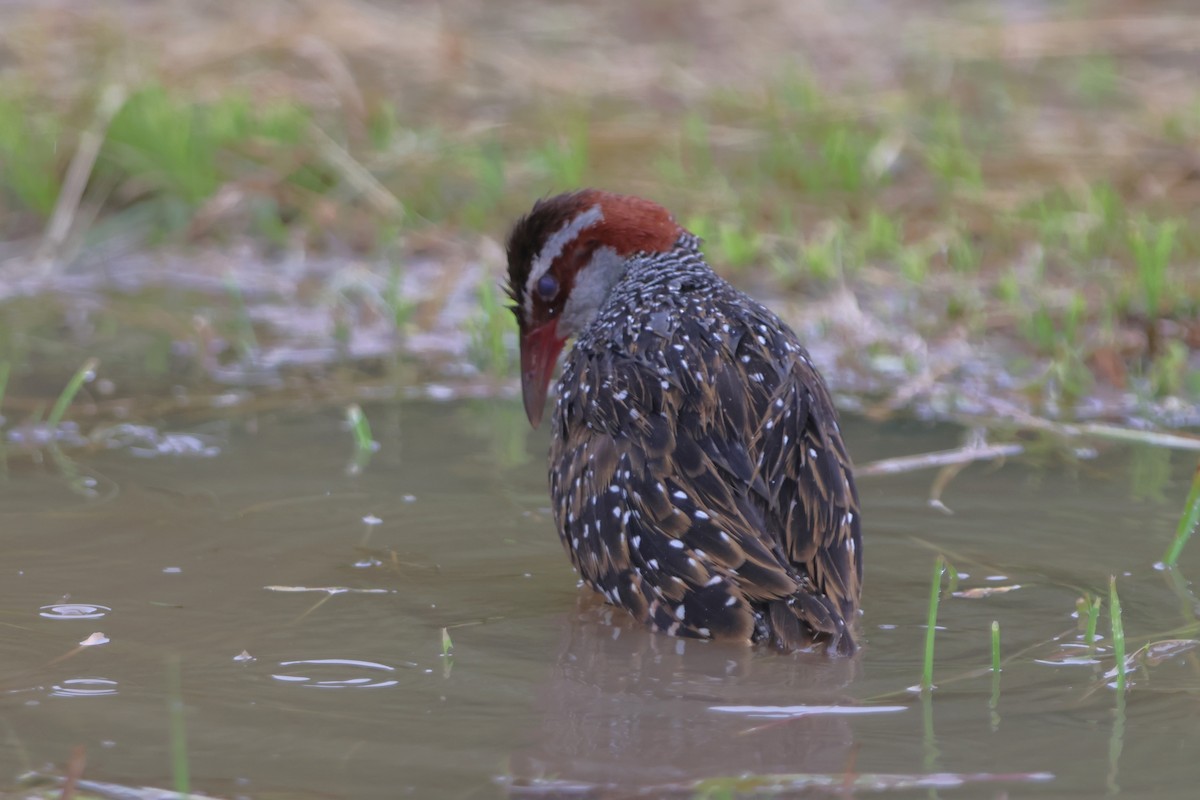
[50,678,119,698]
[270,658,406,689]
[39,603,111,620]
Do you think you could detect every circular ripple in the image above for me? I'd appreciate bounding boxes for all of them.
[39,603,111,620]
[271,659,401,689]
[50,678,118,698]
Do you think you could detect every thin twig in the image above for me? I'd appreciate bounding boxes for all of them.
[58,745,86,800]
[1076,423,1200,452]
[37,85,128,269]
[308,122,403,218]
[995,407,1200,451]
[859,420,1200,480]
[858,443,1025,477]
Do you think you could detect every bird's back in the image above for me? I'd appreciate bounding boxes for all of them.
[548,243,862,653]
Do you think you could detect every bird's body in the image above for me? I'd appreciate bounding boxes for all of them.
[506,190,862,654]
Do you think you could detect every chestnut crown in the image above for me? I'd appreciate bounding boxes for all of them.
[504,189,685,339]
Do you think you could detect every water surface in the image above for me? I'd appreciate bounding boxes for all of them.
[2,401,1198,798]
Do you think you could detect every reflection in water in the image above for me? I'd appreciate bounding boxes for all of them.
[94,424,222,458]
[1034,643,1103,666]
[270,658,403,689]
[708,704,906,718]
[509,600,865,794]
[49,678,119,698]
[38,603,111,620]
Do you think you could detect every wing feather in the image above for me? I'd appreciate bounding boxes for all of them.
[550,302,861,652]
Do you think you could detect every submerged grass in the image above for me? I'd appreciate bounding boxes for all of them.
[165,656,190,797]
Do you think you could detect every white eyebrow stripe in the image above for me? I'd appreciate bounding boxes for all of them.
[524,204,604,317]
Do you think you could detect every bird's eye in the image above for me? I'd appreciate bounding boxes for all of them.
[536,273,559,301]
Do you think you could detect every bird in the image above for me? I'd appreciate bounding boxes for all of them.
[505,189,862,654]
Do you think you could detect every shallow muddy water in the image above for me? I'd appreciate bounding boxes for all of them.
[3,401,1199,798]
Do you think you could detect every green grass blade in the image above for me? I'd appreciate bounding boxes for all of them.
[46,358,97,431]
[1162,461,1200,567]
[922,555,945,692]
[1109,576,1126,693]
[988,619,1001,729]
[345,404,375,454]
[1084,594,1101,652]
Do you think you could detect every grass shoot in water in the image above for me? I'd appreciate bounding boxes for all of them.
[166,655,190,797]
[1162,461,1200,568]
[922,555,945,692]
[45,358,98,431]
[345,404,379,475]
[440,626,455,679]
[346,404,376,455]
[989,619,1001,728]
[1083,593,1101,652]
[1109,577,1126,693]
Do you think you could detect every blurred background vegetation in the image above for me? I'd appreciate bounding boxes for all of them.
[0,0,1197,429]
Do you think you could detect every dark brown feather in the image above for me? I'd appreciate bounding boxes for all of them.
[549,301,861,653]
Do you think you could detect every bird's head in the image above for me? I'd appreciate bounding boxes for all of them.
[505,189,683,427]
